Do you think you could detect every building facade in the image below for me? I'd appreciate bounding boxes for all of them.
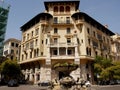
[0,1,10,56]
[19,0,114,84]
[3,38,21,60]
[111,33,120,61]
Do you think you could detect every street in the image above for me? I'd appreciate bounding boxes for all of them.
[0,85,40,90]
[0,85,120,90]
[90,85,120,90]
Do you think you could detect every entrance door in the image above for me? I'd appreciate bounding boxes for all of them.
[59,72,64,79]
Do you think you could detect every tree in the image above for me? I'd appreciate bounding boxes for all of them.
[107,61,120,80]
[0,59,21,81]
[93,56,120,84]
[93,56,112,83]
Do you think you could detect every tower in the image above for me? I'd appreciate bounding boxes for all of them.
[0,1,10,56]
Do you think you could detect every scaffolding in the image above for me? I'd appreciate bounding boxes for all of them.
[0,1,10,56]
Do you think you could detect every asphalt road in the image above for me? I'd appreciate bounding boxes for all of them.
[0,84,120,90]
[0,85,40,90]
[90,85,120,90]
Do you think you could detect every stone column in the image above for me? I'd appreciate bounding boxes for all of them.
[74,32,79,64]
[25,69,28,80]
[40,66,45,82]
[73,31,81,79]
[66,47,68,55]
[29,69,33,81]
[45,65,51,81]
[57,47,59,56]
[40,65,51,82]
[34,67,38,84]
[46,32,51,65]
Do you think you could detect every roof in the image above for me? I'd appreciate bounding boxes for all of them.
[20,12,53,31]
[44,0,80,11]
[71,12,115,36]
[4,38,21,44]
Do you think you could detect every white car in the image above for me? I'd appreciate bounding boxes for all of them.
[85,81,91,87]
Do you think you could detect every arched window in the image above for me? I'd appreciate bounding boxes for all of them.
[60,6,64,13]
[54,6,58,13]
[66,6,70,12]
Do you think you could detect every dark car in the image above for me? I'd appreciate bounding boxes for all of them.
[8,79,19,87]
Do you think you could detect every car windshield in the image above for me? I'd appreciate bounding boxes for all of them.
[41,82,50,86]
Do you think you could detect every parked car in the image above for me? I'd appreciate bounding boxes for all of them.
[85,81,91,87]
[38,81,52,90]
[8,79,19,87]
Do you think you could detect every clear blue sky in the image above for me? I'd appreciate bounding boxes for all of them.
[5,0,120,40]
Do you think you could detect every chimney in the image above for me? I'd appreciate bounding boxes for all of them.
[104,24,108,28]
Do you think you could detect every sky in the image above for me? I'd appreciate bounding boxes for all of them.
[4,0,120,40]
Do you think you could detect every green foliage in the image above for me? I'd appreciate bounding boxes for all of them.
[53,62,78,68]
[93,56,120,80]
[0,59,21,80]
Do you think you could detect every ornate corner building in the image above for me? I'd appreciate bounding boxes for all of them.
[19,0,115,84]
[0,1,10,56]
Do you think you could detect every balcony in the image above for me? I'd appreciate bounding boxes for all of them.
[51,55,75,60]
[75,20,84,25]
[50,42,75,48]
[52,20,73,26]
[40,20,49,26]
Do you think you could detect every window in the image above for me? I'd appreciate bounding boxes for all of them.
[66,17,70,24]
[77,38,80,44]
[67,28,70,34]
[36,48,39,57]
[26,43,29,50]
[53,50,57,55]
[41,52,43,56]
[66,6,70,12]
[22,55,24,60]
[11,49,14,54]
[35,28,39,35]
[81,39,83,43]
[27,34,29,40]
[67,38,71,43]
[86,47,89,55]
[16,50,18,54]
[30,41,34,48]
[86,47,91,56]
[16,43,18,47]
[54,28,58,34]
[88,39,90,45]
[11,56,14,60]
[11,42,14,47]
[103,36,106,42]
[68,50,72,55]
[60,6,64,13]
[26,53,28,59]
[54,17,58,24]
[54,38,58,43]
[30,52,32,58]
[35,39,38,46]
[93,31,96,37]
[31,31,34,37]
[97,34,102,40]
[54,6,58,13]
[4,50,8,55]
[92,41,98,47]
[46,39,47,44]
[87,28,90,34]
[42,40,44,44]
